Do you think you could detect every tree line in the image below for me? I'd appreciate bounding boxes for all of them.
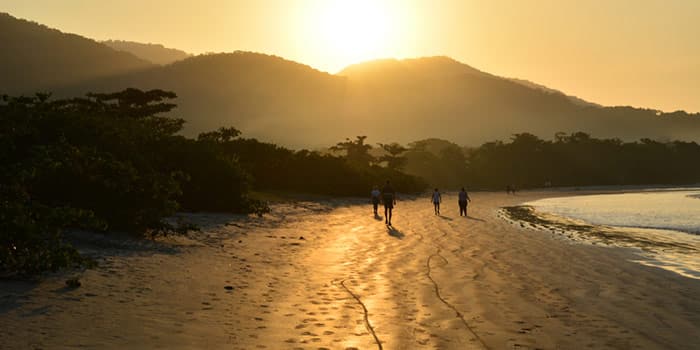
[0,89,425,276]
[3,88,700,276]
[343,133,700,191]
[467,132,700,189]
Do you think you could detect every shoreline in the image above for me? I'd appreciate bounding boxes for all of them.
[500,204,700,279]
[1,189,699,349]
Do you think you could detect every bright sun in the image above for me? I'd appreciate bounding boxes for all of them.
[304,0,402,71]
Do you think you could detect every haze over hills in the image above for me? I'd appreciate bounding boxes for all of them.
[507,78,600,108]
[0,12,152,95]
[334,58,700,146]
[3,12,700,148]
[102,40,192,65]
[58,52,346,146]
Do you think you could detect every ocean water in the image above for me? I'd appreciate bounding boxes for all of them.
[524,189,700,279]
[527,189,700,235]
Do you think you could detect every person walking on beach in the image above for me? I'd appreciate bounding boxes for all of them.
[432,188,442,215]
[458,187,471,216]
[371,185,381,215]
[381,181,397,225]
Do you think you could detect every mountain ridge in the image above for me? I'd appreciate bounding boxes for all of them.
[2,12,699,148]
[101,40,192,65]
[41,51,700,147]
[0,12,153,95]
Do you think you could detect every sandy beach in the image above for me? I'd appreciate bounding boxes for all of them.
[1,191,699,349]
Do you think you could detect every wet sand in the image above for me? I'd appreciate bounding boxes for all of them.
[1,191,699,349]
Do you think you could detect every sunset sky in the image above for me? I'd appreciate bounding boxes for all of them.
[2,0,698,112]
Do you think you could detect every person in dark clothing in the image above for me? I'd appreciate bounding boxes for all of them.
[458,187,471,216]
[381,181,397,225]
[431,188,442,215]
[371,185,381,215]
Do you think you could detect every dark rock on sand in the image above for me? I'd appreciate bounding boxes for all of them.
[65,278,81,288]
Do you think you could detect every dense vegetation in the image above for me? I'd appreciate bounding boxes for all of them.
[3,86,698,277]
[210,134,426,196]
[0,89,426,276]
[398,134,700,190]
[0,89,262,276]
[401,139,471,189]
[467,132,700,189]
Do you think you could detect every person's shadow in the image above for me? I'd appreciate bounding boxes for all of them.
[386,225,405,239]
[465,215,486,222]
[438,215,453,221]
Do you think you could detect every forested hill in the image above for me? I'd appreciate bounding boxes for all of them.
[337,57,700,146]
[58,52,346,146]
[102,40,192,65]
[4,13,700,147]
[0,13,153,95]
[61,53,700,148]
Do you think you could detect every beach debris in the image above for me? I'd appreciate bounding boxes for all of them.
[224,285,234,291]
[299,236,305,240]
[65,278,81,288]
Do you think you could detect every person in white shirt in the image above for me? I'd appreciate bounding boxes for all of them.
[370,186,381,215]
[431,188,442,215]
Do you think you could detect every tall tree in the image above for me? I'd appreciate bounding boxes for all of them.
[377,142,408,170]
[331,136,375,167]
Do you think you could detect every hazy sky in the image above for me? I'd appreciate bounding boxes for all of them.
[2,0,698,112]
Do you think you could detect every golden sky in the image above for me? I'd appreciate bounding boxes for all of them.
[2,0,699,112]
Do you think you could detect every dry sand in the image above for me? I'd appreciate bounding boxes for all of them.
[1,191,699,349]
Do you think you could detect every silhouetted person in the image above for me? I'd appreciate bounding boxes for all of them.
[458,187,471,216]
[381,180,396,225]
[431,188,442,215]
[371,185,381,215]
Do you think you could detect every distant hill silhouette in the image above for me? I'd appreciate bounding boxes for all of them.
[102,40,191,65]
[339,56,488,80]
[58,52,345,146]
[340,57,597,107]
[4,13,700,147]
[507,77,599,108]
[0,13,152,95]
[59,54,700,147]
[335,56,700,146]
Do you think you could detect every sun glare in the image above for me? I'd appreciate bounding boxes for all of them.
[303,0,404,72]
